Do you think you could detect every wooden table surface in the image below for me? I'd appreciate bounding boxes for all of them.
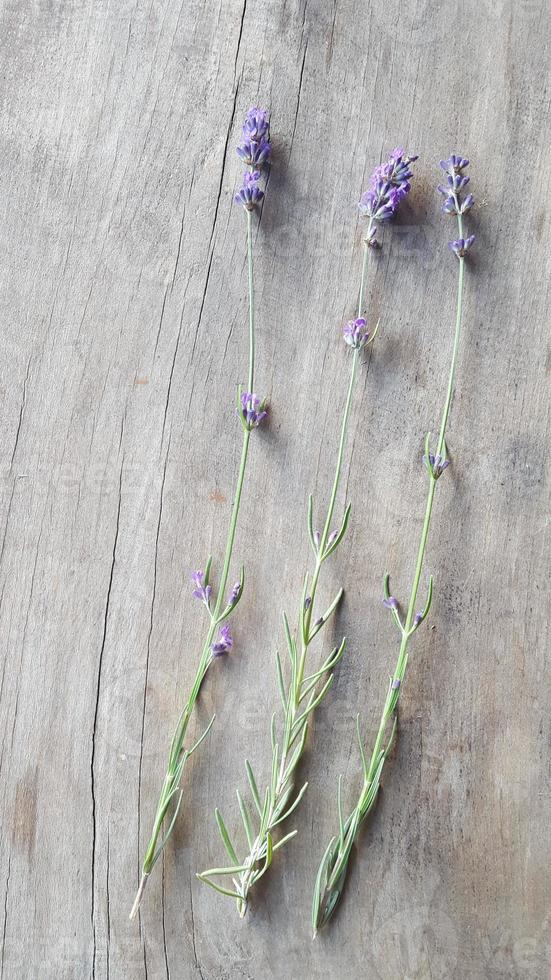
[1,1,550,977]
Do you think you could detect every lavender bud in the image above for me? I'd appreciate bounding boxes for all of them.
[240,392,268,428]
[313,617,324,630]
[327,530,339,547]
[383,596,398,611]
[423,451,451,479]
[191,570,212,605]
[227,581,241,607]
[391,678,401,690]
[448,235,475,258]
[313,531,321,548]
[211,624,233,658]
[304,595,312,611]
[413,612,423,628]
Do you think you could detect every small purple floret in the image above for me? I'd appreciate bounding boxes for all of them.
[343,317,371,350]
[391,678,401,690]
[236,138,271,168]
[449,235,475,258]
[235,174,265,211]
[211,624,233,657]
[413,612,423,628]
[242,107,270,143]
[240,392,268,429]
[423,452,450,479]
[383,596,398,611]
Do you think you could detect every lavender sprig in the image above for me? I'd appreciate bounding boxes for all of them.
[312,153,475,934]
[130,107,270,920]
[198,148,416,916]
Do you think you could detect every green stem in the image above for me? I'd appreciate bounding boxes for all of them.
[131,211,258,919]
[247,209,255,394]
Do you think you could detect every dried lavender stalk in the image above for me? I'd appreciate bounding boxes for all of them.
[312,153,476,934]
[198,149,417,917]
[130,107,270,919]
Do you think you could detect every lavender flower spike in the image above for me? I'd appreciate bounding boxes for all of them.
[211,625,233,658]
[358,147,418,247]
[235,106,271,211]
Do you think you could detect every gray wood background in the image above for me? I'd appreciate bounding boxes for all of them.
[1,0,550,977]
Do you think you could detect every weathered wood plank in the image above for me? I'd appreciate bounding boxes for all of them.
[1,0,550,977]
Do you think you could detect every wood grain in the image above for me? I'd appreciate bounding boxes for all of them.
[1,0,550,977]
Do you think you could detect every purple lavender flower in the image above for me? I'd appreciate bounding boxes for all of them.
[423,452,450,479]
[382,596,398,611]
[327,530,338,547]
[413,612,423,628]
[192,570,212,605]
[242,107,270,143]
[358,147,417,246]
[236,138,271,168]
[304,595,312,611]
[343,317,371,350]
[391,678,401,690]
[240,392,268,429]
[448,235,475,258]
[235,173,265,211]
[211,624,233,657]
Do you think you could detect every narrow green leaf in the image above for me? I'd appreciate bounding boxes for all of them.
[237,789,254,849]
[337,775,345,848]
[356,715,369,780]
[275,650,287,708]
[307,494,317,555]
[187,713,215,756]
[196,874,242,901]
[215,808,239,865]
[245,760,262,815]
[272,828,298,852]
[272,781,308,827]
[323,502,352,560]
